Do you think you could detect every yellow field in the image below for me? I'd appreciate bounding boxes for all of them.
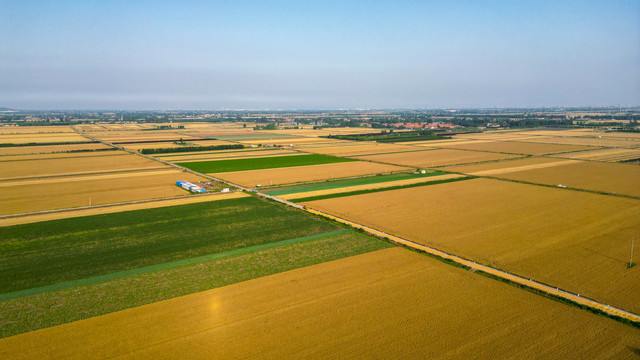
[1,248,638,359]
[90,132,200,143]
[424,141,598,155]
[552,147,640,162]
[0,126,75,134]
[299,142,418,156]
[0,133,89,144]
[518,135,640,148]
[0,154,164,180]
[171,150,300,163]
[0,143,112,156]
[214,161,410,187]
[481,160,640,197]
[304,178,640,313]
[439,156,573,174]
[121,139,235,151]
[238,137,335,146]
[354,148,521,168]
[279,174,464,200]
[0,192,247,227]
[0,169,205,215]
[0,151,125,162]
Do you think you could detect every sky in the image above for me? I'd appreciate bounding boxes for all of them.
[1,0,638,110]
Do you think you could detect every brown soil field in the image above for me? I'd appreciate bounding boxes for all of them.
[552,148,640,162]
[0,154,164,180]
[1,248,638,359]
[0,143,111,156]
[0,126,75,134]
[0,192,248,227]
[0,151,126,162]
[0,133,89,144]
[0,169,205,215]
[214,161,410,187]
[300,143,419,156]
[354,148,521,168]
[425,141,598,155]
[305,178,640,313]
[485,161,640,197]
[279,174,464,200]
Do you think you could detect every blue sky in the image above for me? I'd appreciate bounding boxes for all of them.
[1,0,638,110]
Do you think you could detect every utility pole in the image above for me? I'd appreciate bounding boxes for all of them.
[630,237,635,268]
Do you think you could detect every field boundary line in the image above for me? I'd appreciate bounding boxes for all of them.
[304,207,640,325]
[0,229,352,301]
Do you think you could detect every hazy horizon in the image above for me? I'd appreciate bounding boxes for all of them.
[1,0,639,110]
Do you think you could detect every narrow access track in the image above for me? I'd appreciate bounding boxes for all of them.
[73,127,640,325]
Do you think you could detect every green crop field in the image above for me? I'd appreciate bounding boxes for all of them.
[176,153,356,173]
[264,170,445,195]
[0,196,340,295]
[0,231,390,338]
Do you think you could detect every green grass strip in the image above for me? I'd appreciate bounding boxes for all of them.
[177,153,356,173]
[0,229,350,301]
[265,171,446,195]
[292,176,475,202]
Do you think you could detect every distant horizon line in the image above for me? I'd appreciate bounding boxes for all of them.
[2,105,640,112]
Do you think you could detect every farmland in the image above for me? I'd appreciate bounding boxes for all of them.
[0,153,163,180]
[177,153,356,173]
[0,169,207,215]
[1,248,638,359]
[0,143,111,156]
[0,122,638,354]
[214,161,409,187]
[0,231,389,338]
[0,196,340,294]
[422,140,598,155]
[304,178,640,313]
[354,148,521,168]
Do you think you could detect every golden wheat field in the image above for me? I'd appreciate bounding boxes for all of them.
[0,151,124,162]
[424,140,598,155]
[121,139,235,151]
[0,133,89,144]
[0,192,248,227]
[304,178,640,313]
[0,169,205,215]
[517,135,640,148]
[214,161,410,187]
[0,154,164,180]
[89,133,200,143]
[155,148,286,160]
[439,156,573,174]
[552,147,640,162]
[0,143,112,156]
[354,148,521,168]
[171,150,300,163]
[486,160,640,197]
[1,248,638,360]
[0,126,75,134]
[299,142,419,156]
